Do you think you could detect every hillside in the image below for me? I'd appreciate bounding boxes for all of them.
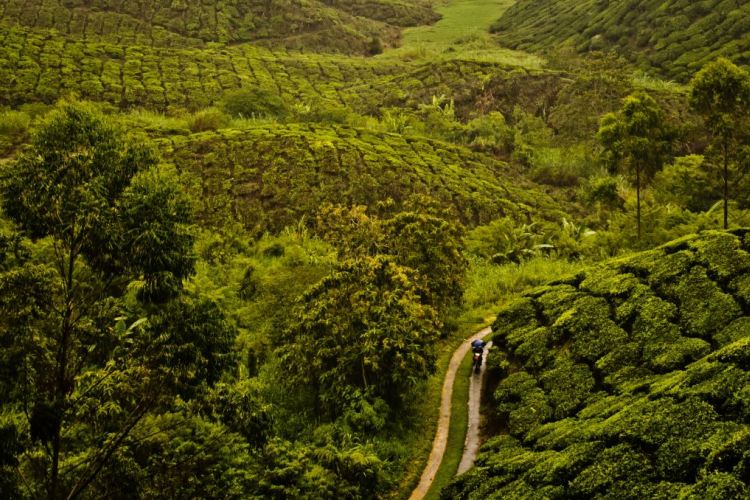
[491,0,750,81]
[0,29,552,113]
[444,230,750,498]
[0,0,439,54]
[5,0,750,498]
[158,123,566,233]
[0,26,405,109]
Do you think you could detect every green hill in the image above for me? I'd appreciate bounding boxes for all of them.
[0,26,556,114]
[443,230,750,498]
[158,123,566,233]
[0,0,439,54]
[0,26,406,110]
[491,0,750,81]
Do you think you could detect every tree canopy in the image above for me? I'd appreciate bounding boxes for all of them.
[0,103,238,499]
[598,91,673,239]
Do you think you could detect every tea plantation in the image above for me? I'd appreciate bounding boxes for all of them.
[0,26,407,110]
[492,0,750,81]
[0,0,438,54]
[444,230,750,498]
[4,0,750,497]
[156,123,565,233]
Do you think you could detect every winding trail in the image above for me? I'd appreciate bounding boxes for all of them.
[457,340,493,474]
[409,327,492,500]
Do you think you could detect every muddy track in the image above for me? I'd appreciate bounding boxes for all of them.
[408,327,492,500]
[457,340,492,474]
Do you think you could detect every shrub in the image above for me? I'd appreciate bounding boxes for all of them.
[187,108,230,133]
[222,87,289,119]
[0,111,31,137]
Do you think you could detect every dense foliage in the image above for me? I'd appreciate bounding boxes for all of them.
[4,0,750,498]
[0,103,239,499]
[161,123,564,233]
[444,230,750,498]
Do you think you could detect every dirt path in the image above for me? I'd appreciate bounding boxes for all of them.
[457,340,492,474]
[408,327,492,500]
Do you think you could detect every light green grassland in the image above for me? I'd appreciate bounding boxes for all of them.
[382,0,545,68]
[464,257,588,310]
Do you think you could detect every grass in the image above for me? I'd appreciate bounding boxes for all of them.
[423,347,474,500]
[632,72,688,94]
[381,0,545,68]
[464,257,588,310]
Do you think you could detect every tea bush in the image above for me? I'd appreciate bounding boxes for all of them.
[444,230,750,498]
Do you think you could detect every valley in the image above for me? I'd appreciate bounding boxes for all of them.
[2,0,750,499]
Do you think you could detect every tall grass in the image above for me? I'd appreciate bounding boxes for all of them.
[464,256,587,309]
[0,111,31,137]
[633,72,686,93]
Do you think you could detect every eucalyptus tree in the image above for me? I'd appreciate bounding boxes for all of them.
[0,102,236,499]
[689,58,750,229]
[598,91,673,239]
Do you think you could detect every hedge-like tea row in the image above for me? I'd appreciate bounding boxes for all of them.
[445,230,750,498]
[0,0,438,54]
[491,0,750,82]
[0,26,406,110]
[0,24,557,118]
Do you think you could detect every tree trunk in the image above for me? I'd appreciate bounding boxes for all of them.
[724,139,729,230]
[636,165,642,240]
[51,251,76,499]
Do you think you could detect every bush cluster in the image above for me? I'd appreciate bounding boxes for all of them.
[444,230,750,498]
[491,0,750,82]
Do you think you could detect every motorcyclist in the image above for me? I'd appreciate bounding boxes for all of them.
[471,339,486,369]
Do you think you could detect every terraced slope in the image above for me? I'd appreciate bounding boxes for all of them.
[444,230,750,498]
[0,26,410,109]
[0,25,560,115]
[0,0,438,54]
[158,123,566,233]
[491,0,750,81]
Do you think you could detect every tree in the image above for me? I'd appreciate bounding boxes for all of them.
[317,196,468,313]
[0,102,237,499]
[279,256,441,414]
[689,58,750,229]
[598,91,673,239]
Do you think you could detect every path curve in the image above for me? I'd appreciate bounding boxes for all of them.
[408,327,492,500]
[457,340,492,474]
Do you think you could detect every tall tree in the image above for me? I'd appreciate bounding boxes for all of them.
[0,102,236,499]
[689,58,750,229]
[317,196,468,313]
[598,91,673,239]
[280,256,440,415]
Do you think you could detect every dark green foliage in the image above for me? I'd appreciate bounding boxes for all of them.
[280,255,441,414]
[598,91,674,238]
[689,58,750,229]
[3,102,196,301]
[0,103,241,499]
[446,231,750,498]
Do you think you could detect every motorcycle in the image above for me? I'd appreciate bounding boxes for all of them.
[472,350,482,373]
